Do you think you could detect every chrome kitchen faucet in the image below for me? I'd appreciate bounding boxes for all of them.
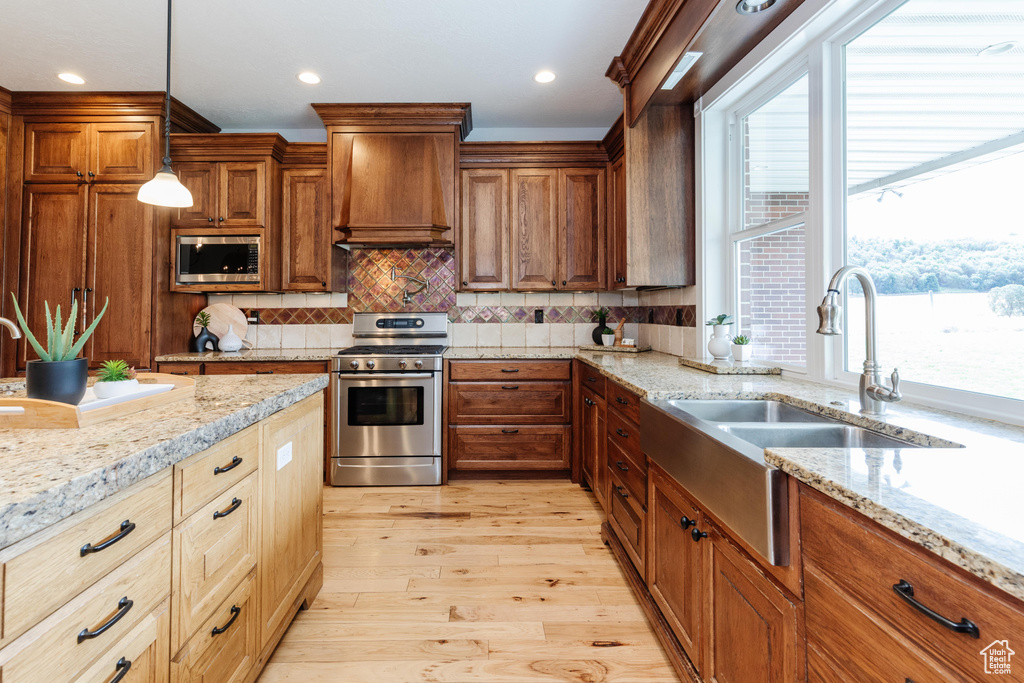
[816,265,902,415]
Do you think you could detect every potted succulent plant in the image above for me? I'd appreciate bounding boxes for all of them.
[10,294,109,405]
[193,310,219,352]
[705,313,734,360]
[93,360,139,399]
[601,327,616,346]
[592,307,611,345]
[731,335,753,361]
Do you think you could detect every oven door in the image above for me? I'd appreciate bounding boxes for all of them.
[333,372,439,458]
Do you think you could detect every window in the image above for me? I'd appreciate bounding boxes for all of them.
[732,73,809,367]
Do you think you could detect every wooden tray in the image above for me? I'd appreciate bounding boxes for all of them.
[0,374,196,429]
[578,345,652,353]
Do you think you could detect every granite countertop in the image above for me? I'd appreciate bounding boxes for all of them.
[443,346,578,359]
[0,373,328,551]
[155,348,337,362]
[575,349,1024,601]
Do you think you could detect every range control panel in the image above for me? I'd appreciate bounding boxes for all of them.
[376,318,424,329]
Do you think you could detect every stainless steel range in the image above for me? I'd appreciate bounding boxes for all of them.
[329,312,447,486]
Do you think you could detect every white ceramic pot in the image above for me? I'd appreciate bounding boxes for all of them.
[707,324,733,360]
[93,378,139,399]
[219,324,244,352]
[601,334,616,346]
[732,343,753,361]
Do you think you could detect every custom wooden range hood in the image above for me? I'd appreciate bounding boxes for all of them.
[312,103,472,246]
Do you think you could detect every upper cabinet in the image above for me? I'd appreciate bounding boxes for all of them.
[172,161,266,227]
[24,121,155,183]
[558,168,605,290]
[510,168,559,291]
[313,103,472,246]
[460,169,509,291]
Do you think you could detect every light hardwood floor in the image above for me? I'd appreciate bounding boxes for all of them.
[259,480,680,682]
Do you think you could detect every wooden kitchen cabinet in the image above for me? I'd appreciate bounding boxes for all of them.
[174,163,218,225]
[281,167,331,291]
[579,385,606,509]
[24,121,154,183]
[510,168,559,290]
[460,168,509,290]
[607,154,627,288]
[558,168,605,290]
[172,161,265,228]
[74,598,170,683]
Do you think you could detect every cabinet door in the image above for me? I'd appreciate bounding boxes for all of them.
[174,163,218,225]
[608,156,627,288]
[85,185,154,369]
[648,470,707,672]
[707,529,800,683]
[90,122,155,182]
[558,168,605,290]
[282,168,330,291]
[460,169,509,291]
[259,394,323,648]
[18,184,87,369]
[24,122,89,182]
[581,387,606,509]
[73,598,170,683]
[510,169,558,290]
[219,162,265,226]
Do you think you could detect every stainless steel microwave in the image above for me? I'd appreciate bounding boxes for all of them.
[175,234,260,284]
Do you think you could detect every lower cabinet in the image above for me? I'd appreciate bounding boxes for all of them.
[74,597,171,683]
[579,385,606,507]
[171,572,258,683]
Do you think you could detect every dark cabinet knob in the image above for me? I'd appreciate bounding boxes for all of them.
[551,280,556,286]
[321,281,327,287]
[218,217,225,222]
[680,516,696,529]
[76,171,84,178]
[462,281,468,286]
[88,171,95,178]
[691,528,708,542]
[208,217,214,222]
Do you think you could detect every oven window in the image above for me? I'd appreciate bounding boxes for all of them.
[347,386,424,426]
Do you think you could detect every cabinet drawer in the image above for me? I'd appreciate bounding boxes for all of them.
[202,361,328,375]
[172,473,259,651]
[157,363,203,376]
[0,533,171,683]
[171,570,257,683]
[606,439,646,506]
[449,360,571,381]
[578,363,605,395]
[449,382,571,424]
[74,597,170,683]
[607,408,642,464]
[805,566,958,683]
[1,473,172,643]
[607,382,640,424]
[174,425,259,523]
[802,486,1024,680]
[450,426,570,470]
[608,478,645,575]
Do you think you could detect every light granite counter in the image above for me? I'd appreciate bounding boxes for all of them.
[0,373,328,551]
[155,348,336,362]
[574,349,1024,601]
[443,346,578,359]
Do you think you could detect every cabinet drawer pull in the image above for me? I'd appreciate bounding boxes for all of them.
[212,605,241,636]
[500,368,520,373]
[214,455,242,475]
[680,516,696,529]
[892,580,979,638]
[615,461,629,472]
[615,485,628,499]
[80,519,136,557]
[169,371,189,375]
[501,428,519,434]
[616,397,629,406]
[256,370,274,374]
[615,428,629,438]
[213,497,243,520]
[501,385,519,390]
[110,657,132,683]
[586,376,597,382]
[691,528,708,542]
[78,596,133,643]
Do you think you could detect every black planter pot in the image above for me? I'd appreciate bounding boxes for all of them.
[193,327,220,352]
[26,357,88,405]
[591,317,608,345]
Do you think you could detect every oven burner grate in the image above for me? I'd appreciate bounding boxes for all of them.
[336,345,445,356]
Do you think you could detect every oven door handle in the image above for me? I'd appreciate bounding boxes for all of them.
[334,373,434,380]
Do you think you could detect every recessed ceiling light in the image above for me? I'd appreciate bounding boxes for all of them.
[58,73,85,85]
[534,71,556,84]
[736,0,776,14]
[662,52,703,90]
[978,41,1019,57]
[297,72,321,84]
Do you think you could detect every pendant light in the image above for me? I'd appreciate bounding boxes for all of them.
[138,0,193,208]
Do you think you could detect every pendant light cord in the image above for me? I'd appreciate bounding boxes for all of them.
[161,0,173,168]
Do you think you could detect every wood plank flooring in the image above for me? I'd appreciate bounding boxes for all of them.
[259,480,680,682]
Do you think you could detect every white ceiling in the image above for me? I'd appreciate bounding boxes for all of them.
[0,0,646,141]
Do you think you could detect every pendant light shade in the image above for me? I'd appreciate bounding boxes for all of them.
[139,0,193,208]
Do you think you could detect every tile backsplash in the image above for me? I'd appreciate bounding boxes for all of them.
[207,248,698,356]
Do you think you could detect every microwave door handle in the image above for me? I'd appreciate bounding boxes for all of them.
[334,373,433,380]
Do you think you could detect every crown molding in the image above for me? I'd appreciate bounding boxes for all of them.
[312,102,473,140]
[280,142,328,166]
[10,91,219,132]
[460,141,608,167]
[171,133,289,161]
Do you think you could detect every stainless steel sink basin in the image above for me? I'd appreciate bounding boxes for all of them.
[666,399,831,423]
[716,423,920,449]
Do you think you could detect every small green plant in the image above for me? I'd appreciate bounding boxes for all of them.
[705,314,734,326]
[594,306,610,320]
[10,294,109,362]
[602,327,614,335]
[96,360,137,383]
[732,335,751,345]
[195,310,212,328]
